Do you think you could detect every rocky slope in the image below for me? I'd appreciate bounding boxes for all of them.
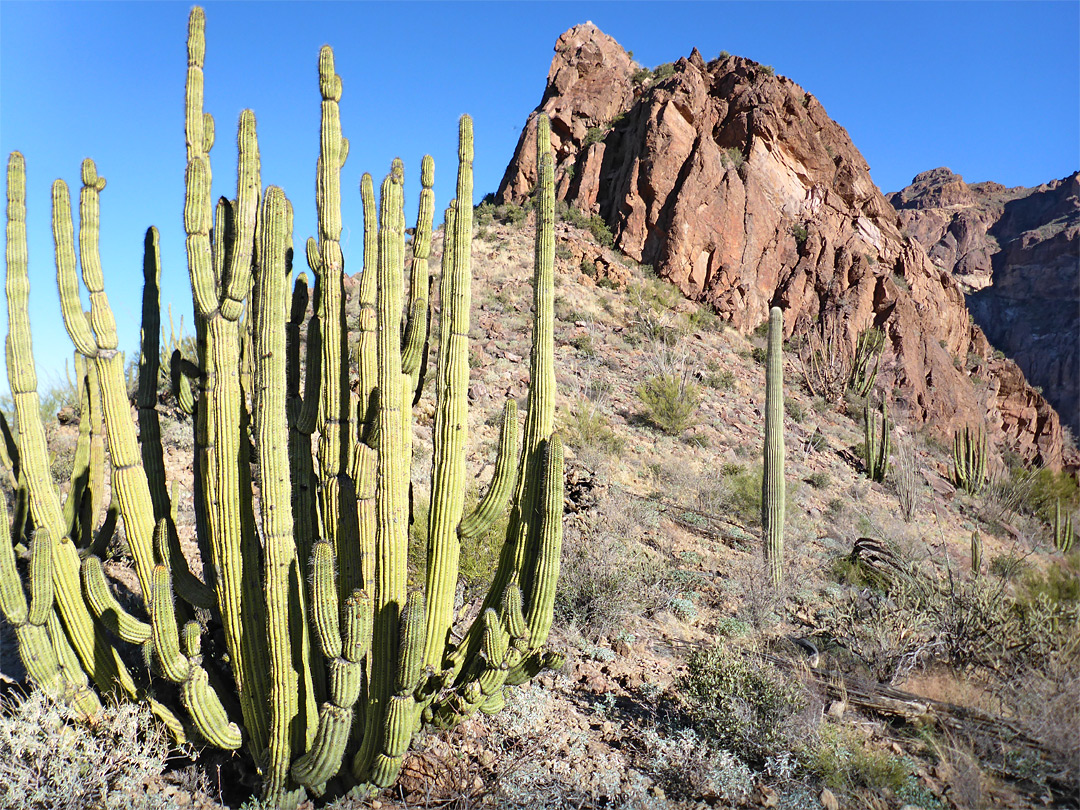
[497,24,1070,469]
[887,168,1079,437]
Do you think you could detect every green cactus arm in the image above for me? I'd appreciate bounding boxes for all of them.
[353,164,409,787]
[0,491,29,626]
[762,306,785,588]
[220,110,260,322]
[182,666,244,750]
[353,442,377,600]
[76,160,117,350]
[459,399,519,542]
[423,177,472,668]
[356,173,378,438]
[148,563,192,683]
[151,518,213,609]
[0,411,20,485]
[448,113,556,680]
[62,356,92,539]
[254,185,312,803]
[46,609,103,718]
[184,8,218,318]
[521,435,564,651]
[401,155,434,382]
[310,541,343,659]
[343,588,373,665]
[136,227,176,529]
[51,181,97,357]
[8,152,133,697]
[81,555,152,644]
[291,704,353,788]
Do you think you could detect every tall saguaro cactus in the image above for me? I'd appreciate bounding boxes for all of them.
[762,306,785,588]
[2,8,563,807]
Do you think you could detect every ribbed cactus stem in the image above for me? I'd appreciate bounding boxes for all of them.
[8,152,135,698]
[423,120,474,671]
[762,306,785,588]
[971,530,982,577]
[255,186,312,804]
[864,397,890,483]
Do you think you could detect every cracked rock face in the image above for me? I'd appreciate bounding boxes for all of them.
[497,24,1069,468]
[888,168,1079,438]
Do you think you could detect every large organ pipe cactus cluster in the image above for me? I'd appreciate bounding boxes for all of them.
[1,7,563,805]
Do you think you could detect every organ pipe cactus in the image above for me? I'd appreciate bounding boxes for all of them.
[762,306,785,588]
[2,7,563,807]
[952,426,987,495]
[971,530,982,577]
[863,396,890,483]
[1053,500,1075,553]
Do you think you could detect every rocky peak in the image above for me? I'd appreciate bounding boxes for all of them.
[889,168,1080,437]
[888,168,976,210]
[497,24,1070,469]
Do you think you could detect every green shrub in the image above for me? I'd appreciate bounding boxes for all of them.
[638,372,699,435]
[680,644,805,765]
[806,471,830,490]
[804,723,913,795]
[790,223,808,247]
[631,67,652,85]
[653,62,675,80]
[587,214,614,247]
[583,126,606,147]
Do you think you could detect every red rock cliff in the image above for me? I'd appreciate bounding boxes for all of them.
[497,24,1067,468]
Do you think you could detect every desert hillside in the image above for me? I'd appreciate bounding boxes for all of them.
[3,208,1077,810]
[497,24,1070,473]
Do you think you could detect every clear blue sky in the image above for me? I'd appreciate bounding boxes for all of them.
[2,1,1077,390]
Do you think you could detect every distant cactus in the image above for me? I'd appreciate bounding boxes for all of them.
[849,326,885,398]
[952,426,987,495]
[2,8,563,806]
[1053,500,1075,553]
[971,530,982,577]
[863,396,890,483]
[762,306,785,588]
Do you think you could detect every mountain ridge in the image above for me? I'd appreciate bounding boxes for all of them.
[497,22,1071,470]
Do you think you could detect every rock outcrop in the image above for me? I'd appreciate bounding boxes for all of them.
[497,24,1069,468]
[888,169,1079,437]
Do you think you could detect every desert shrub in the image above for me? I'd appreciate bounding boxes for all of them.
[760,64,776,76]
[750,346,767,365]
[789,223,808,247]
[563,398,624,467]
[0,691,175,810]
[723,146,745,169]
[583,126,606,147]
[680,644,805,766]
[704,367,735,390]
[637,726,755,804]
[804,723,916,797]
[784,399,805,423]
[805,471,830,490]
[893,437,919,521]
[555,499,672,639]
[637,372,699,435]
[653,62,675,80]
[988,554,1031,581]
[1018,552,1080,608]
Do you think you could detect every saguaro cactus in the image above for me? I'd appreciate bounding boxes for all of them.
[971,530,982,577]
[762,306,785,588]
[2,7,563,807]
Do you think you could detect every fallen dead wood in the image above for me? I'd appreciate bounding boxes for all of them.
[758,650,1077,806]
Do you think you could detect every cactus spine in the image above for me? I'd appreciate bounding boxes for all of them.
[2,8,563,805]
[762,306,785,588]
[864,396,890,483]
[952,426,987,495]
